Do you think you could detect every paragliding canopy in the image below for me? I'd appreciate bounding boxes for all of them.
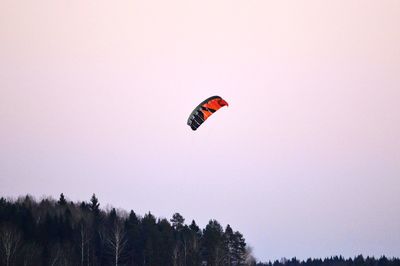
[187,96,229,131]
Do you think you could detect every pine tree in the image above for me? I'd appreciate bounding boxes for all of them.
[125,210,141,266]
[89,194,100,216]
[170,213,185,231]
[57,193,67,206]
[142,212,157,266]
[188,220,202,266]
[202,220,224,266]
[170,213,186,265]
[158,218,175,266]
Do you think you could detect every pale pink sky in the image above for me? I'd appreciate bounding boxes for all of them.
[1,0,400,261]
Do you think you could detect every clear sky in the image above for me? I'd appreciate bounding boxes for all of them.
[1,0,400,262]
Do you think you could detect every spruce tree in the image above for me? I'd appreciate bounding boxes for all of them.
[232,231,247,265]
[57,193,67,206]
[89,194,100,216]
[203,220,224,266]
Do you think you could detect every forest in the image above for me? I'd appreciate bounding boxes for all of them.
[0,194,399,266]
[0,194,251,266]
[256,256,400,266]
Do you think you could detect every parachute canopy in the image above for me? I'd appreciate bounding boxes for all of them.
[187,96,229,131]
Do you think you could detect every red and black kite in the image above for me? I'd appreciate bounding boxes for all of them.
[187,96,229,131]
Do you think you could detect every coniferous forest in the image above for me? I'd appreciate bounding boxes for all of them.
[0,194,399,266]
[0,194,250,266]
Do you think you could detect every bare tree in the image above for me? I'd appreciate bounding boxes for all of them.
[77,221,92,266]
[244,246,256,266]
[106,222,128,266]
[80,223,86,266]
[0,224,22,266]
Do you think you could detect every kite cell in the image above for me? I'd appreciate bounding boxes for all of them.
[187,96,229,131]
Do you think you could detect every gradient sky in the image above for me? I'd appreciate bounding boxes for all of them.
[1,0,400,262]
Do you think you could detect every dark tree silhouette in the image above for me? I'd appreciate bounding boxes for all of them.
[1,195,399,266]
[57,193,67,206]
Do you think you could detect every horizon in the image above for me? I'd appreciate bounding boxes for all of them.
[1,193,399,263]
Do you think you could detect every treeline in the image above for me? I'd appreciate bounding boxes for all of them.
[0,194,253,266]
[256,256,400,266]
